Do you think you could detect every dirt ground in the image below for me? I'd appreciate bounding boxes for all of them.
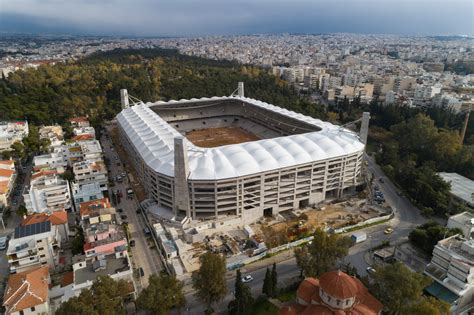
[186,127,259,147]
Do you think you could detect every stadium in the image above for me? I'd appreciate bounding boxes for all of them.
[116,84,367,225]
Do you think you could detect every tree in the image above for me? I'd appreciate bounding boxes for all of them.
[72,227,85,255]
[192,252,227,313]
[262,267,272,296]
[136,273,185,314]
[271,263,278,297]
[16,205,27,217]
[409,221,462,255]
[228,269,254,315]
[369,262,432,314]
[56,276,130,315]
[0,150,11,160]
[403,296,450,315]
[294,228,351,277]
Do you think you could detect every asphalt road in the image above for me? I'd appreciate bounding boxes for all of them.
[101,129,162,289]
[180,154,429,314]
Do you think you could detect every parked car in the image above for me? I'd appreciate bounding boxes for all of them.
[136,209,141,214]
[129,240,135,247]
[384,227,394,234]
[139,267,145,277]
[117,208,123,213]
[0,236,8,250]
[379,178,384,183]
[121,215,128,220]
[242,275,254,283]
[144,227,151,236]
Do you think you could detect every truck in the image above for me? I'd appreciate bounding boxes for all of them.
[351,231,367,244]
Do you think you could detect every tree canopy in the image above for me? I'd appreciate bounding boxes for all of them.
[136,273,185,314]
[192,252,227,313]
[409,221,462,255]
[294,228,351,277]
[369,262,450,315]
[228,269,254,315]
[55,276,131,315]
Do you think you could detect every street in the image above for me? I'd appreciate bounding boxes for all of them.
[101,129,162,289]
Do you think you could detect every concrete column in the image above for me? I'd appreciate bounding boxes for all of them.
[120,89,129,109]
[238,82,244,97]
[360,112,370,145]
[174,136,191,219]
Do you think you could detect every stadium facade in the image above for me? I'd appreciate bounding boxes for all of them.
[116,85,367,225]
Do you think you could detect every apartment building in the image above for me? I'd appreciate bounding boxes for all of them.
[448,212,474,240]
[73,126,95,140]
[7,221,61,274]
[425,235,474,305]
[73,160,107,192]
[69,117,90,128]
[21,210,69,243]
[39,125,64,149]
[0,160,16,207]
[0,121,29,151]
[71,182,104,211]
[79,140,103,163]
[23,170,72,213]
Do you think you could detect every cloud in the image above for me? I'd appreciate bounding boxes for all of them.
[1,0,473,36]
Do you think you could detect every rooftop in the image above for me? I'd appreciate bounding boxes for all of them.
[117,96,364,180]
[14,221,51,239]
[438,172,474,206]
[3,266,49,313]
[21,210,68,226]
[74,255,130,285]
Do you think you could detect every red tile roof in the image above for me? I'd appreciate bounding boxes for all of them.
[297,277,319,304]
[319,270,362,299]
[72,134,94,141]
[301,305,334,315]
[21,210,68,226]
[3,266,49,313]
[0,169,14,178]
[79,197,111,217]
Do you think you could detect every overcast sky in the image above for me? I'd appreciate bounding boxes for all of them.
[1,0,473,37]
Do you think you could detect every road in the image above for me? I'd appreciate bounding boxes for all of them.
[101,129,162,289]
[180,154,428,314]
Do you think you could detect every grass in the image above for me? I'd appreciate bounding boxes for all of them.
[344,214,394,233]
[251,297,279,315]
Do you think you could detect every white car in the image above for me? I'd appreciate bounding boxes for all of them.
[366,266,376,275]
[241,275,254,283]
[0,236,8,250]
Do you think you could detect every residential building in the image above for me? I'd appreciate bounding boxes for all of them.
[73,126,96,140]
[79,140,103,162]
[425,235,474,306]
[69,117,90,128]
[439,172,474,211]
[0,121,29,151]
[73,160,108,192]
[39,125,64,149]
[0,160,16,207]
[7,221,61,274]
[71,182,104,211]
[278,270,383,315]
[3,266,50,315]
[79,198,113,222]
[23,170,72,214]
[33,151,66,172]
[21,210,69,243]
[448,212,474,240]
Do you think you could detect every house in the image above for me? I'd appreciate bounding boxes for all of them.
[39,125,64,149]
[3,266,50,315]
[71,182,104,211]
[7,221,61,274]
[279,270,383,315]
[69,117,90,128]
[79,198,113,222]
[21,210,69,243]
[0,160,16,207]
[0,121,29,151]
[73,126,96,140]
[23,170,72,213]
[448,212,474,240]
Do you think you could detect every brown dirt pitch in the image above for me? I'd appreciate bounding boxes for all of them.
[186,127,260,147]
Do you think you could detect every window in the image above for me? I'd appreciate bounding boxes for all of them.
[31,306,36,312]
[38,247,44,251]
[346,300,350,306]
[337,300,341,306]
[327,296,331,302]
[19,311,24,315]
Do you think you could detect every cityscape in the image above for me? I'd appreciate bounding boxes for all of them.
[0,1,473,315]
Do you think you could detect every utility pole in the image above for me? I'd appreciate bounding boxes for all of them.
[460,105,471,144]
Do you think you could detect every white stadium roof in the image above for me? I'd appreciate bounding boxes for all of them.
[116,96,365,180]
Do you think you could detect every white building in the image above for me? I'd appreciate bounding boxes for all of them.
[448,212,474,240]
[0,121,29,151]
[23,170,72,213]
[79,140,103,162]
[71,182,104,211]
[0,160,16,207]
[7,221,61,274]
[425,235,474,304]
[73,160,108,192]
[39,125,64,149]
[33,150,66,172]
[439,172,474,211]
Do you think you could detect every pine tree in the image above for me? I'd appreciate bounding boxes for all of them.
[271,263,278,298]
[262,267,272,296]
[228,269,254,315]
